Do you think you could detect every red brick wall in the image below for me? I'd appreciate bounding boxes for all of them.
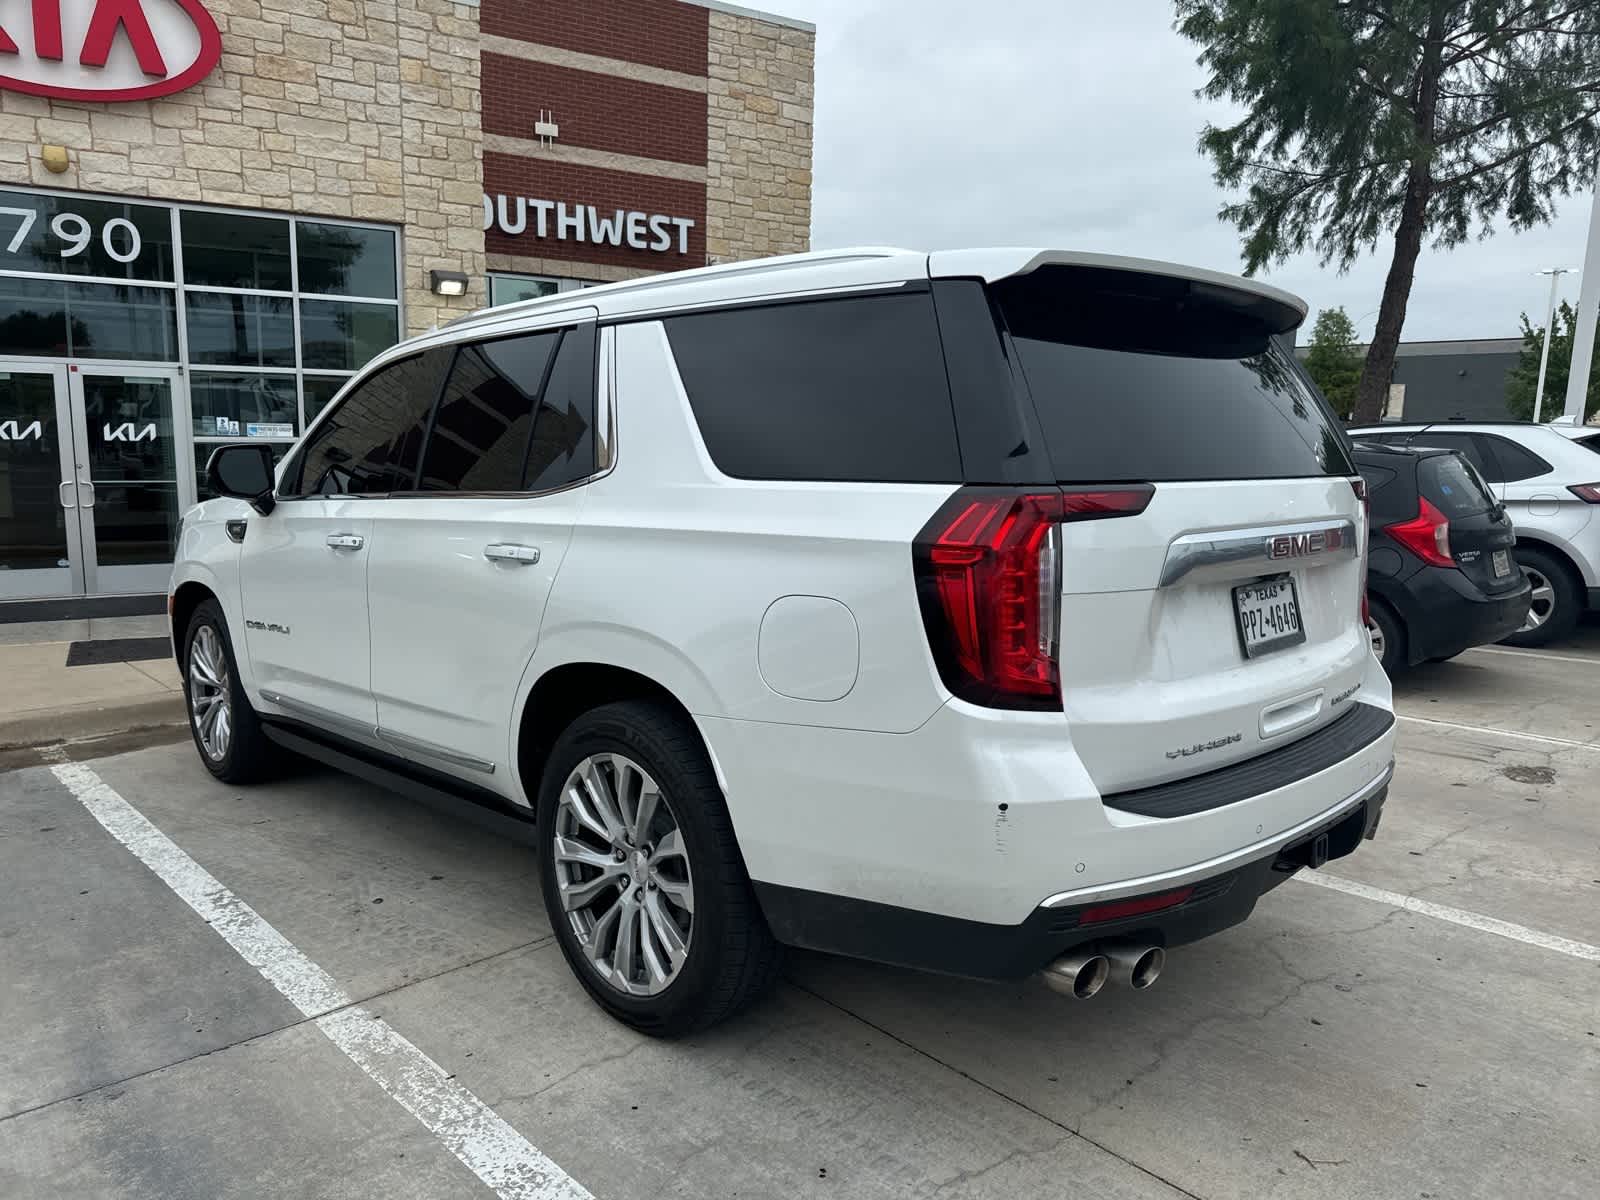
[480,0,709,77]
[482,54,707,166]
[484,152,707,272]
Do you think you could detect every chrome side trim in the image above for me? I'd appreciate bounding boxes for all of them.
[374,728,497,775]
[1040,761,1394,910]
[258,690,377,739]
[1159,518,1357,588]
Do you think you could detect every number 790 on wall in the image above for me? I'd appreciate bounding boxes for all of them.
[0,206,142,262]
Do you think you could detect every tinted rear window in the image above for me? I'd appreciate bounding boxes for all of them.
[1481,434,1551,482]
[1420,453,1495,518]
[1573,431,1600,454]
[663,293,961,483]
[991,267,1352,482]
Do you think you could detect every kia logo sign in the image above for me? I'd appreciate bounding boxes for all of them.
[0,0,222,103]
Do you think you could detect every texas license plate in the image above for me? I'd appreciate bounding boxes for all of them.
[1493,549,1511,578]
[1233,575,1305,659]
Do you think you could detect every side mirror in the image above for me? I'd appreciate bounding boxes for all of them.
[206,444,277,515]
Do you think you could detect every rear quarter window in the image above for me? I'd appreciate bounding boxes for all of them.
[1481,435,1552,482]
[662,292,961,483]
[990,266,1352,483]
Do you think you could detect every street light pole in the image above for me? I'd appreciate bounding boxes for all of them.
[1534,268,1572,423]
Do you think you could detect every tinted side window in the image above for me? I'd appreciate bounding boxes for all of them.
[524,322,597,491]
[1481,435,1551,482]
[419,332,557,492]
[288,350,449,495]
[664,293,961,483]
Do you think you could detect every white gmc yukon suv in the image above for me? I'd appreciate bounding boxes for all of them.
[172,248,1396,1035]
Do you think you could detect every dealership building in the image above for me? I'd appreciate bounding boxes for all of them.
[0,0,814,610]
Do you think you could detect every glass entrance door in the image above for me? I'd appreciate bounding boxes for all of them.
[0,364,80,599]
[67,367,184,595]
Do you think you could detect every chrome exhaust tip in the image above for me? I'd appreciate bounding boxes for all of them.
[1042,951,1110,999]
[1102,942,1165,990]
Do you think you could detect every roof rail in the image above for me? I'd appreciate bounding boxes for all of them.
[445,245,918,330]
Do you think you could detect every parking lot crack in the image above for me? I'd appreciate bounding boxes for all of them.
[787,979,1209,1200]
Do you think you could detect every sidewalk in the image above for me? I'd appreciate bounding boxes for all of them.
[0,616,187,752]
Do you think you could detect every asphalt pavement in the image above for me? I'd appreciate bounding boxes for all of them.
[1,632,1596,1199]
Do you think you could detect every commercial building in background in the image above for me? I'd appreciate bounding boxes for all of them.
[1296,337,1523,423]
[0,0,814,612]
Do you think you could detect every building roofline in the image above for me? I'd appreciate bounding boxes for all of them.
[683,0,816,33]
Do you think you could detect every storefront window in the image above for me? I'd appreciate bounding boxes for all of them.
[0,189,174,282]
[180,211,293,291]
[185,292,297,367]
[302,374,349,426]
[297,222,398,298]
[487,273,600,306]
[189,373,298,439]
[299,298,400,370]
[0,277,178,360]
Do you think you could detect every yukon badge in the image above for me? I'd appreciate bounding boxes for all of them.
[1267,528,1344,560]
[1166,732,1243,760]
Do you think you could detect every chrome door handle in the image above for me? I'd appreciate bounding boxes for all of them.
[483,543,540,564]
[58,480,77,509]
[77,475,95,509]
[326,533,365,551]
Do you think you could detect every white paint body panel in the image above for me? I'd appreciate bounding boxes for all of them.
[168,245,1398,933]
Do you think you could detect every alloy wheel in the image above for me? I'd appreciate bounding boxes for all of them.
[553,753,694,997]
[188,625,233,762]
[1518,567,1554,632]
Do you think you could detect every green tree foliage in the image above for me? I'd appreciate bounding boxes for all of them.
[1505,300,1600,422]
[1175,2,1600,423]
[1302,307,1364,417]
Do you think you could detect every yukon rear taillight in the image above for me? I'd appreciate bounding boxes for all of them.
[1387,496,1454,568]
[913,485,1153,710]
[1351,476,1370,625]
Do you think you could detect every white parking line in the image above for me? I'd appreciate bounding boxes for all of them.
[1462,645,1600,668]
[1396,713,1600,752]
[48,758,591,1200]
[1296,871,1600,963]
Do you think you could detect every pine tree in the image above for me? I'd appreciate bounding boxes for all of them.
[1302,307,1365,419]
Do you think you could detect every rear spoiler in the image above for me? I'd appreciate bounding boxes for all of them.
[927,248,1308,336]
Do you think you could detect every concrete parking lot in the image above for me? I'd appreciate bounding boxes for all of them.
[2,633,1597,1199]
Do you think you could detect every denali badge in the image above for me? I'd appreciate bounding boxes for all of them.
[1267,528,1344,560]
[1166,732,1243,760]
[245,619,290,635]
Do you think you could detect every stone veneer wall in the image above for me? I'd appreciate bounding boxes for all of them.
[704,9,813,264]
[0,0,485,333]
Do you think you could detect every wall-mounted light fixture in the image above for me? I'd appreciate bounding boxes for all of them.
[429,269,469,297]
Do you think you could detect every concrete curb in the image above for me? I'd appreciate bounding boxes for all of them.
[0,695,188,752]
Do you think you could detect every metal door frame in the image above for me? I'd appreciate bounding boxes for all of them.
[64,363,188,596]
[0,361,84,599]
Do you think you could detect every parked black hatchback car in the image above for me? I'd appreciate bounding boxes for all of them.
[1352,442,1532,673]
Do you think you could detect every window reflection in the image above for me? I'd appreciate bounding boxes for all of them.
[297,222,397,298]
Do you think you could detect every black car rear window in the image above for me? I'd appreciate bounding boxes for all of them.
[991,266,1352,483]
[1419,453,1496,518]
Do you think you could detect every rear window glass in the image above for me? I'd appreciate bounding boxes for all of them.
[991,267,1352,482]
[663,293,961,483]
[1420,453,1495,518]
[1575,432,1600,454]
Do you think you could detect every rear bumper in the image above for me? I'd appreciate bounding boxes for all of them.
[1396,567,1530,663]
[756,768,1390,980]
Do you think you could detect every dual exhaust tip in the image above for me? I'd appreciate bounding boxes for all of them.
[1042,942,1164,999]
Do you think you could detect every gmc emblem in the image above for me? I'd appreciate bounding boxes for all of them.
[1267,529,1343,559]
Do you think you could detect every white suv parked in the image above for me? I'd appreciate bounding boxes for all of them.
[173,248,1396,1034]
[1346,421,1600,645]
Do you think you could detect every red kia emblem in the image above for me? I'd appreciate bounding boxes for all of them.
[0,0,223,103]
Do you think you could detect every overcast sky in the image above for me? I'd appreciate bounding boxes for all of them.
[768,0,1593,343]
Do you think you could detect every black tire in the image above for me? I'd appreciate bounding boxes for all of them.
[536,700,781,1036]
[183,599,274,784]
[1367,600,1406,676]
[1500,547,1582,648]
